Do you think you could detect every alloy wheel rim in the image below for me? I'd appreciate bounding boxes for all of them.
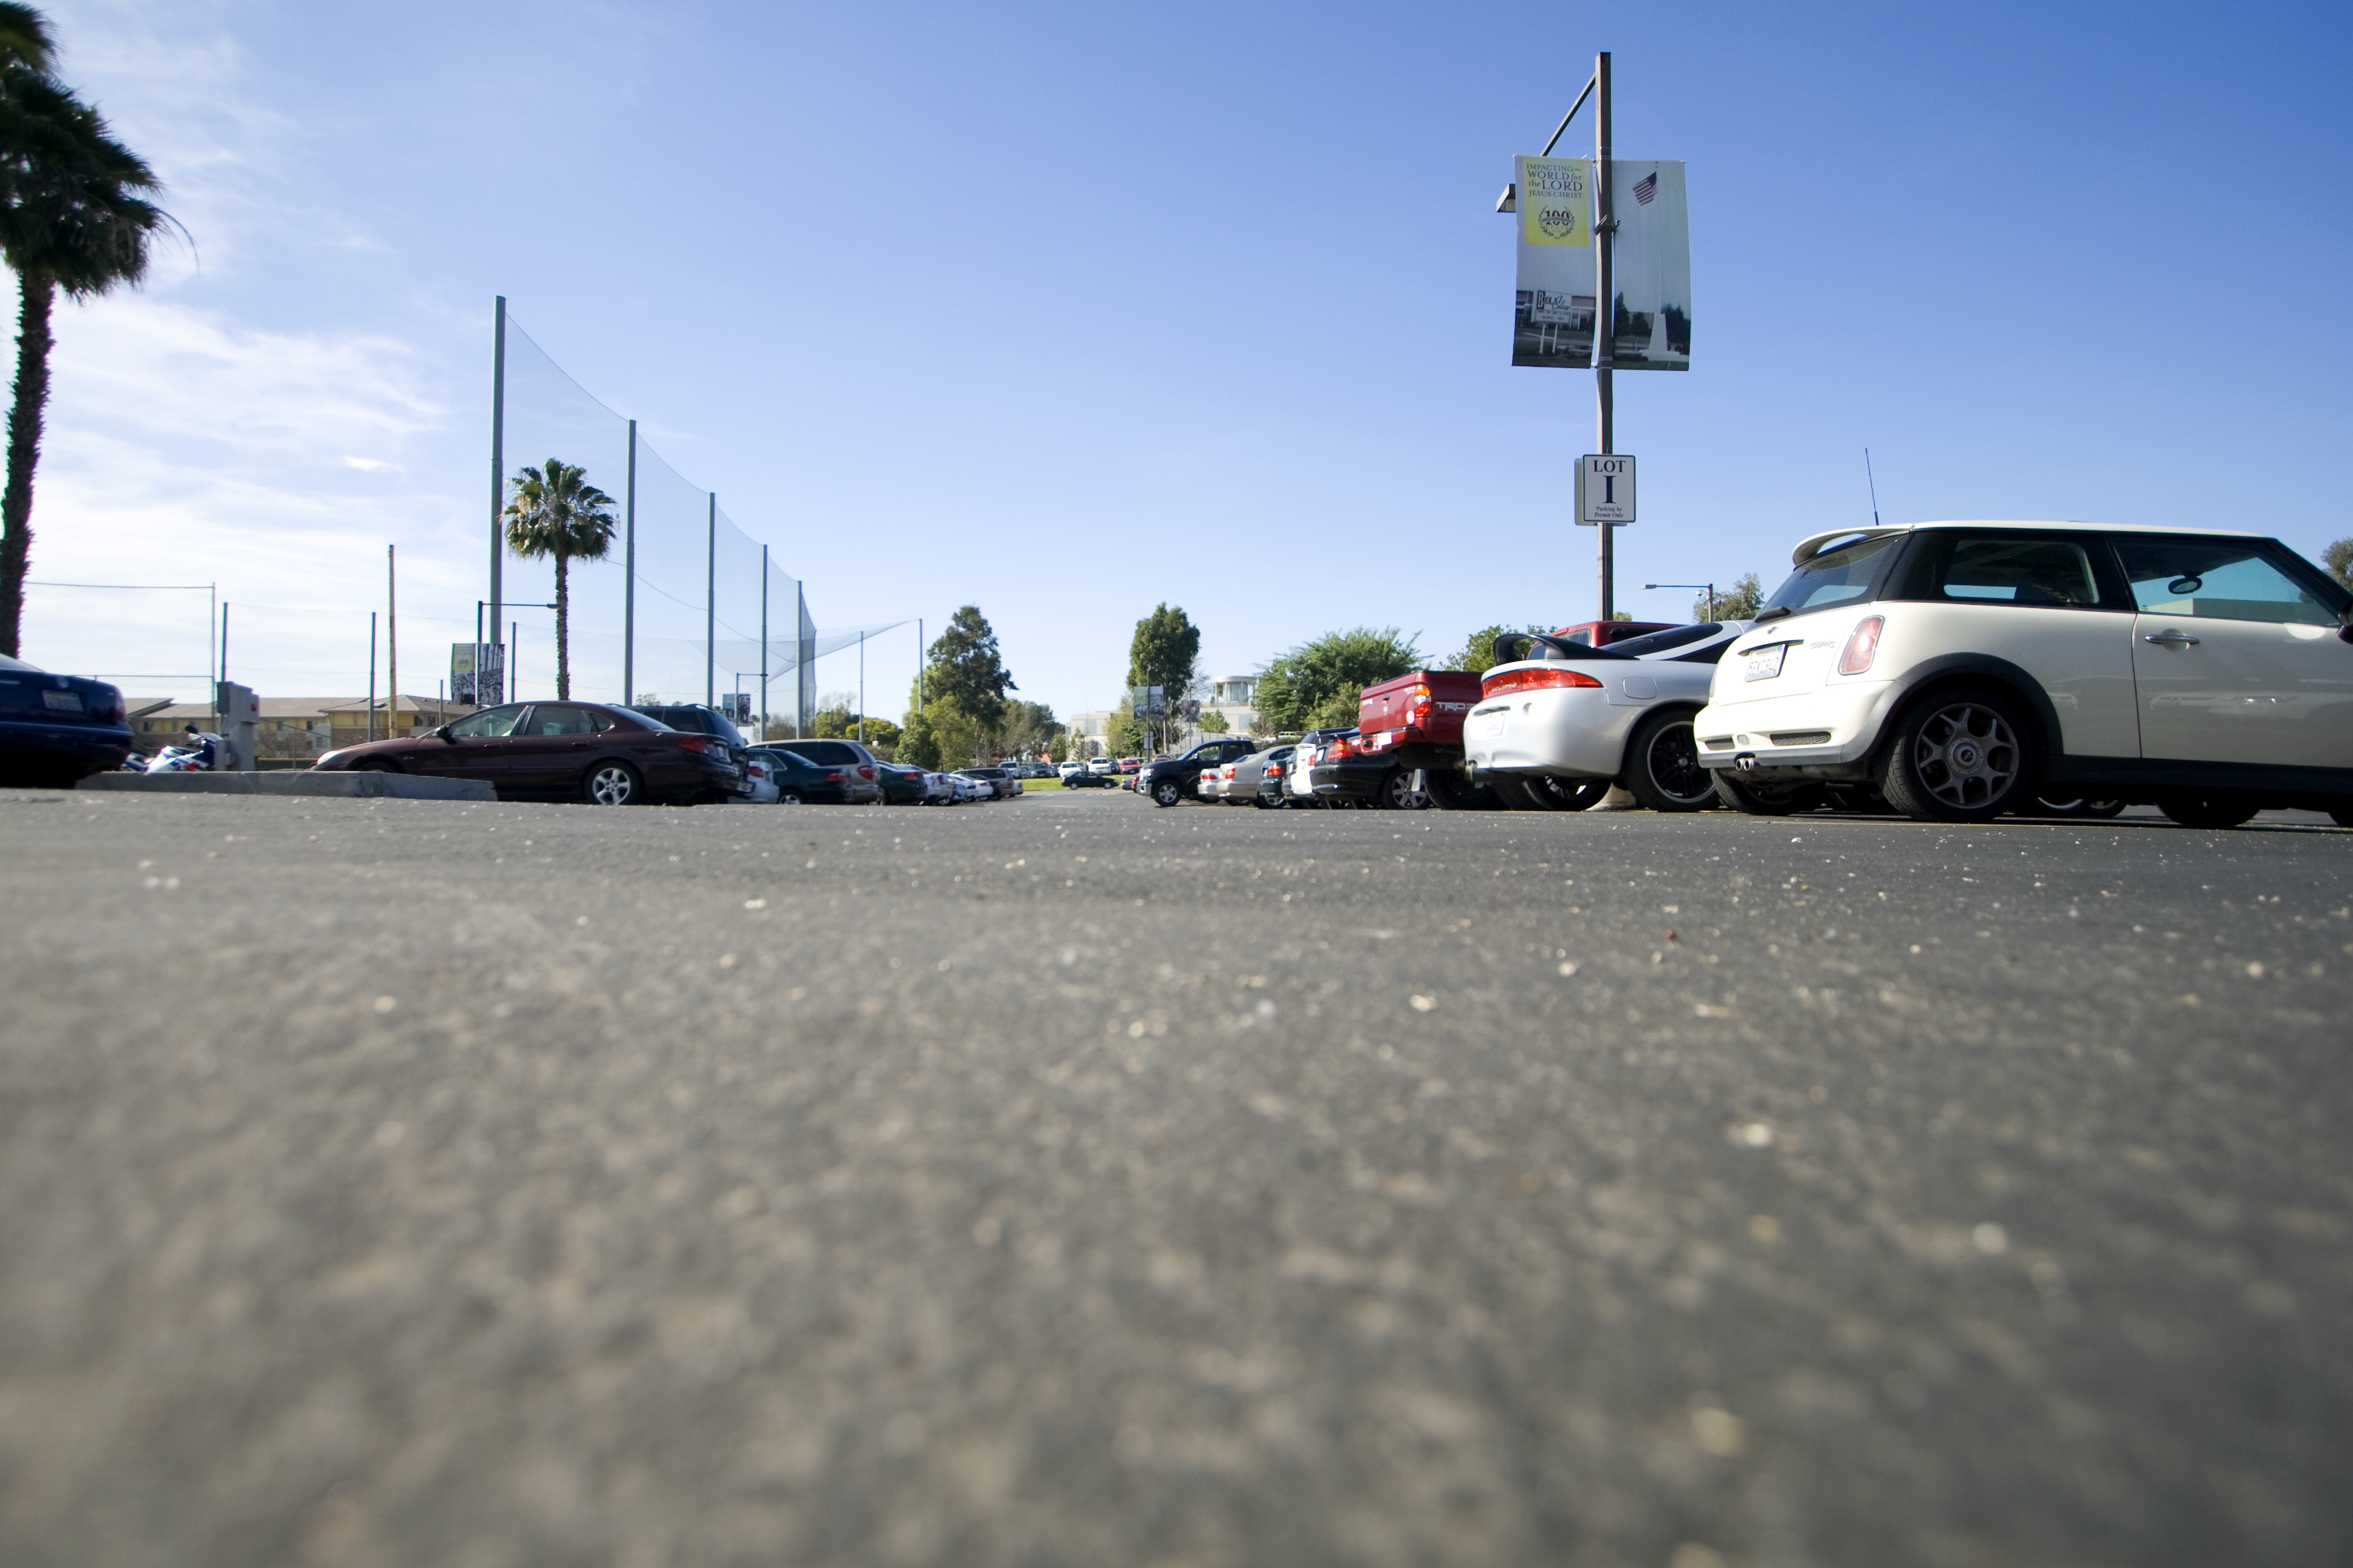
[1913,703,2017,808]
[1650,723,1710,803]
[590,767,633,805]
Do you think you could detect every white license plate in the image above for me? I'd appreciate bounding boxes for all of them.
[1470,709,1506,737]
[1742,645,1788,682]
[42,689,81,711]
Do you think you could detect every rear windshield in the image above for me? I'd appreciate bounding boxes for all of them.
[1604,623,1725,657]
[1760,532,1906,619]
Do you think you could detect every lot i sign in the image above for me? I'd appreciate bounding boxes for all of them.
[1577,454,1635,524]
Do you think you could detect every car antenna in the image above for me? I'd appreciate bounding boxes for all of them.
[1863,447,1883,527]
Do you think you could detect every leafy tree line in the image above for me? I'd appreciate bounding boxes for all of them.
[0,3,175,656]
[896,604,1061,770]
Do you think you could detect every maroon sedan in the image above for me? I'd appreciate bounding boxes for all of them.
[312,701,742,805]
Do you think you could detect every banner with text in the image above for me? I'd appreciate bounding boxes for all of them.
[1511,155,1595,369]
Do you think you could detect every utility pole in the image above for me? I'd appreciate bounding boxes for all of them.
[704,494,716,708]
[759,544,769,739]
[386,544,397,744]
[488,296,506,709]
[857,631,866,746]
[623,419,637,704]
[366,611,377,742]
[1593,49,1616,623]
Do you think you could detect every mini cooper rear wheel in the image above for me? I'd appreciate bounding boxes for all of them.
[1710,772,1826,815]
[2158,793,2258,830]
[1621,709,1715,812]
[1878,688,2034,822]
[583,761,642,805]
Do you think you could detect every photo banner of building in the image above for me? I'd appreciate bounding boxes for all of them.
[1511,154,1595,369]
[1510,157,1690,371]
[449,642,504,705]
[1605,159,1691,371]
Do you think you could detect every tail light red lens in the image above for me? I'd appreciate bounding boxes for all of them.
[1404,682,1433,725]
[859,765,874,779]
[1481,667,1604,698]
[675,734,709,753]
[1267,763,1282,777]
[1328,737,1352,758]
[824,769,845,782]
[1837,615,1885,675]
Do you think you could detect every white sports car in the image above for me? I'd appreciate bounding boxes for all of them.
[1463,621,1755,812]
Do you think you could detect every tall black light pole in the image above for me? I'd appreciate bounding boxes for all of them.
[488,296,505,708]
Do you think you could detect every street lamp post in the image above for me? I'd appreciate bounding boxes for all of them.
[1645,581,1716,621]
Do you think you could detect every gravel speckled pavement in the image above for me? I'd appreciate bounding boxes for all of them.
[3,786,2350,1567]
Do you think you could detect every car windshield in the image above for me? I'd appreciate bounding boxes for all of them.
[1604,623,1725,657]
[609,707,675,731]
[1760,532,1906,619]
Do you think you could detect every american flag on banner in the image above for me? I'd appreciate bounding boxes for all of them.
[1631,171,1658,205]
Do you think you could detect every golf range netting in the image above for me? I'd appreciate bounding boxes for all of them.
[486,300,899,732]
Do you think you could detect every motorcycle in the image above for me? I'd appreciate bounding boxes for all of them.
[144,739,217,774]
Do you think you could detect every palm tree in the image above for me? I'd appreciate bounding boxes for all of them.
[503,459,617,700]
[0,8,173,656]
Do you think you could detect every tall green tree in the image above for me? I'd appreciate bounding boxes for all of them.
[2325,539,2353,592]
[998,697,1061,760]
[1127,602,1199,754]
[503,458,616,700]
[1253,626,1422,733]
[0,9,174,656]
[1697,572,1765,621]
[923,605,1015,730]
[1442,623,1552,675]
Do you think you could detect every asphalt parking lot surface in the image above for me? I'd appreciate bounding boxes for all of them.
[3,785,2350,1567]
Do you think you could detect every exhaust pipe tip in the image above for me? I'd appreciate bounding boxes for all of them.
[1734,753,1758,773]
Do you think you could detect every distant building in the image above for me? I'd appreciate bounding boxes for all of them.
[131,694,475,760]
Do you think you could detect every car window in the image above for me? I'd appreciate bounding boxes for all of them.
[2115,538,2342,626]
[1760,532,1906,617]
[1608,623,1724,657]
[1895,533,2110,609]
[447,705,525,738]
[527,705,599,736]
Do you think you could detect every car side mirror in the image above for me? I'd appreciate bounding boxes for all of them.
[432,725,454,741]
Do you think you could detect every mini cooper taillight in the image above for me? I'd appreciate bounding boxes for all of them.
[1481,667,1604,698]
[1837,615,1885,675]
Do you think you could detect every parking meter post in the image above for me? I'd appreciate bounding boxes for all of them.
[1593,49,1614,624]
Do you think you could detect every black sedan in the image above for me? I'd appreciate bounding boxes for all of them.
[313,701,741,804]
[0,654,131,786]
[874,761,932,805]
[747,746,863,804]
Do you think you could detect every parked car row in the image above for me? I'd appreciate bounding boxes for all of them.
[1131,521,2353,829]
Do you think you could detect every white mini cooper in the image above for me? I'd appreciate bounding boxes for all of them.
[1692,522,2353,827]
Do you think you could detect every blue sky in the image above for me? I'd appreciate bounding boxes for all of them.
[23,0,2353,718]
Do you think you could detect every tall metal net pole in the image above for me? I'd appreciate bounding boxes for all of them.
[759,545,769,737]
[489,296,506,702]
[704,494,716,707]
[1593,52,1615,623]
[623,418,637,704]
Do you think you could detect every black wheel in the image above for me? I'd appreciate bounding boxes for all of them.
[2159,793,2258,829]
[583,761,642,805]
[1498,775,1607,811]
[1877,687,2035,822]
[1426,771,1500,811]
[1710,771,1827,816]
[1151,778,1183,807]
[1376,768,1432,810]
[776,787,805,805]
[1621,709,1715,812]
[355,760,398,774]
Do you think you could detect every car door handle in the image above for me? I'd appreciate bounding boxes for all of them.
[2142,629,2199,647]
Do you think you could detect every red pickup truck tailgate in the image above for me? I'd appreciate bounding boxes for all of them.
[1356,669,1482,754]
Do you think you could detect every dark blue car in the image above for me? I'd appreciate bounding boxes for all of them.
[0,654,131,786]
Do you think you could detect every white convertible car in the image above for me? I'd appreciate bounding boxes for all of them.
[1463,621,1755,811]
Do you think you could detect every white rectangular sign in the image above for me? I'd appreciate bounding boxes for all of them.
[1577,454,1635,524]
